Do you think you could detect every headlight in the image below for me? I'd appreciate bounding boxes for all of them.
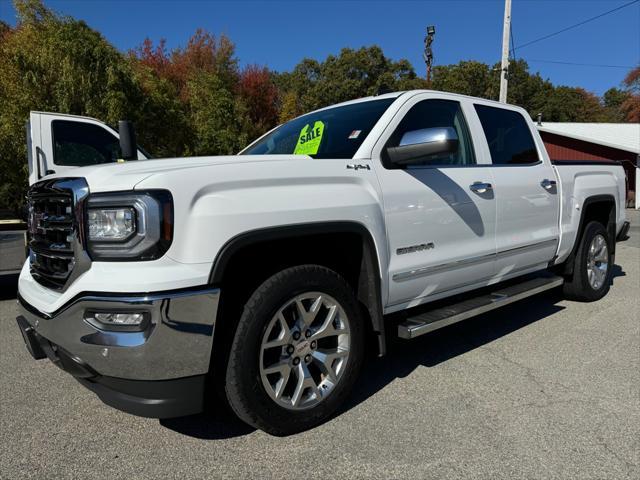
[86,190,173,260]
[88,208,136,241]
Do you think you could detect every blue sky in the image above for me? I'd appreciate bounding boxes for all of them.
[1,0,639,95]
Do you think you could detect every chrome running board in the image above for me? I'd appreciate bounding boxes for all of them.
[397,274,564,340]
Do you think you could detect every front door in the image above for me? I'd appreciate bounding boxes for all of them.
[373,95,497,308]
[27,112,146,185]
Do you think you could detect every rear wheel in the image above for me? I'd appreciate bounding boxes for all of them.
[562,221,612,302]
[224,265,364,435]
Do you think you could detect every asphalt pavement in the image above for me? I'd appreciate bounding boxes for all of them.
[1,211,638,479]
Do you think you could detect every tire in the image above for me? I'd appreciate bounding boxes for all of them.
[562,221,613,302]
[224,265,364,436]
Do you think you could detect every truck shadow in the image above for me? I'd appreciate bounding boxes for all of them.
[160,402,256,439]
[162,268,627,440]
[0,273,20,301]
[345,291,567,412]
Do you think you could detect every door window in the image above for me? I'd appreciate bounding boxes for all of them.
[384,99,476,167]
[474,105,539,165]
[52,120,121,166]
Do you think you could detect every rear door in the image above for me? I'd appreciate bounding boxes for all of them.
[473,104,560,278]
[27,112,146,185]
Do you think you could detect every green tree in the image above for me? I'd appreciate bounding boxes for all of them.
[277,46,426,113]
[0,0,144,213]
[602,87,631,122]
[279,90,302,123]
[186,72,249,156]
[432,60,493,98]
[431,58,612,123]
[537,86,607,122]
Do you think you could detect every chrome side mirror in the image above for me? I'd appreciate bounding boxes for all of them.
[387,127,459,166]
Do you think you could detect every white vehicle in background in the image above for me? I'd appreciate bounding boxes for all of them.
[16,90,629,435]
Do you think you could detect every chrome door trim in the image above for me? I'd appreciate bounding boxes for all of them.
[392,238,558,282]
[392,252,495,281]
[496,238,558,257]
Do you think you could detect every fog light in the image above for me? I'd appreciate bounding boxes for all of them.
[95,312,143,325]
[85,311,149,331]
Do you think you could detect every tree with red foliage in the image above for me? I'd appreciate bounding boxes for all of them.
[238,65,279,137]
[621,66,640,122]
[130,29,238,100]
[134,37,170,76]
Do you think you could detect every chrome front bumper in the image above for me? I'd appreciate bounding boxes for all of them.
[17,286,220,381]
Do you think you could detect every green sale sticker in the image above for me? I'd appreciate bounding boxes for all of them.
[293,121,325,155]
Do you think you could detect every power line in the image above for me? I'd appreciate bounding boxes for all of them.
[509,23,516,59]
[528,59,637,69]
[514,0,640,51]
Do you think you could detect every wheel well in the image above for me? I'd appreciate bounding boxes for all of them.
[560,196,616,276]
[209,224,386,384]
[220,231,363,302]
[580,198,616,250]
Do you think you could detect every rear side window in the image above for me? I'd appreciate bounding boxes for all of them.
[474,105,539,165]
[52,120,121,166]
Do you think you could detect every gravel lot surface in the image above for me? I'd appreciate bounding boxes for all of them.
[1,211,638,479]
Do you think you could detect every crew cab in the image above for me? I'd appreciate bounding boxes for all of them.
[16,91,630,435]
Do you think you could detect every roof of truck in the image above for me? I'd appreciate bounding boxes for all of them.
[310,89,525,114]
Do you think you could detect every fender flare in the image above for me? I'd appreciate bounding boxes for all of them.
[209,221,387,355]
[561,194,616,274]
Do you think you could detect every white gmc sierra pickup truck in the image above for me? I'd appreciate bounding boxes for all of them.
[16,90,630,435]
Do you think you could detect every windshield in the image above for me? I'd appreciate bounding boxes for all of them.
[242,98,396,159]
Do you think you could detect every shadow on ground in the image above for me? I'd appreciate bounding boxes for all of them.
[160,401,256,440]
[163,264,629,438]
[0,273,19,301]
[162,271,628,440]
[11,263,622,439]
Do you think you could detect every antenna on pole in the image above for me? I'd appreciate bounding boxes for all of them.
[499,0,512,103]
[424,25,436,86]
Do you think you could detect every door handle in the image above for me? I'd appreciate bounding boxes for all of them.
[541,179,557,190]
[469,182,493,194]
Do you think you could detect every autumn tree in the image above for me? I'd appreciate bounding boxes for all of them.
[131,30,239,99]
[128,30,261,153]
[621,66,640,122]
[238,65,279,139]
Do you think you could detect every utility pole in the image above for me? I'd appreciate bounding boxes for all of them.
[424,25,436,85]
[499,0,512,103]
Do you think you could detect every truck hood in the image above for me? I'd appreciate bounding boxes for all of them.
[52,154,311,193]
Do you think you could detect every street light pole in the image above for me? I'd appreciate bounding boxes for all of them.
[424,25,436,85]
[499,0,512,103]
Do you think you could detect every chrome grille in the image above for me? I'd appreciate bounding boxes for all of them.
[27,178,90,291]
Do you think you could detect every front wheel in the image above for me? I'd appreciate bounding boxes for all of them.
[562,221,613,302]
[224,265,364,435]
